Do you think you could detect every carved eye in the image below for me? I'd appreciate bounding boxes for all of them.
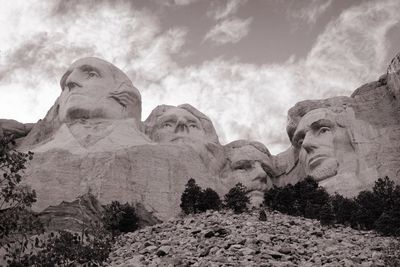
[162,122,173,128]
[189,124,198,129]
[297,138,304,146]
[319,127,331,134]
[87,71,99,78]
[234,161,252,171]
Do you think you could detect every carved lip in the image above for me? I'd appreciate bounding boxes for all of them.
[308,154,329,169]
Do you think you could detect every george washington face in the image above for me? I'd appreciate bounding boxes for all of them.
[58,57,140,123]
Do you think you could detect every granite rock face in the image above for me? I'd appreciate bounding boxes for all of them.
[220,140,276,207]
[387,52,400,101]
[17,58,224,222]
[2,53,400,224]
[276,71,400,197]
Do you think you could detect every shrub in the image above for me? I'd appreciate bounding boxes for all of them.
[331,194,358,226]
[264,184,297,215]
[319,202,334,225]
[180,179,221,214]
[0,135,44,263]
[264,177,330,220]
[198,188,222,212]
[354,190,383,230]
[224,183,249,214]
[264,175,400,236]
[180,178,203,214]
[102,201,139,236]
[10,228,113,267]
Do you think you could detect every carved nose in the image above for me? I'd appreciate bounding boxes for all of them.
[65,70,82,91]
[174,122,188,133]
[253,162,268,181]
[302,132,317,153]
[66,82,80,91]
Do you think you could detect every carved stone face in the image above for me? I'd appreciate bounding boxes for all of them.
[58,57,141,123]
[226,145,274,190]
[223,143,274,207]
[152,107,206,143]
[293,108,352,182]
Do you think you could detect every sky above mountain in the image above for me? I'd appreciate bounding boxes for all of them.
[0,0,399,154]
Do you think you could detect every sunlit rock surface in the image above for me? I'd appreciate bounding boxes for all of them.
[1,53,400,225]
[277,70,400,197]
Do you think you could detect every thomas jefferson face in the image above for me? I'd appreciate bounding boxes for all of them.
[152,107,206,143]
[58,58,137,122]
[293,108,352,182]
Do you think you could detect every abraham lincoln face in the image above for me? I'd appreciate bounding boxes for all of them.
[293,108,353,182]
[58,57,141,123]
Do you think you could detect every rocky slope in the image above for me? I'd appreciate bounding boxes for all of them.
[106,209,397,267]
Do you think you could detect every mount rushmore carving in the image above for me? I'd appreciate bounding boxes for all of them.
[2,53,400,220]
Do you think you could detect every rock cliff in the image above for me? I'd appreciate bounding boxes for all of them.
[1,54,400,224]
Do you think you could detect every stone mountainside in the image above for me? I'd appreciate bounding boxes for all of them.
[275,53,400,197]
[0,54,400,226]
[106,209,397,267]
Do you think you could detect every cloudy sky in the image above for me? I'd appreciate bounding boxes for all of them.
[0,0,399,154]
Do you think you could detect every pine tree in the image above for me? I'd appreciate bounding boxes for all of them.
[180,178,203,214]
[224,183,250,214]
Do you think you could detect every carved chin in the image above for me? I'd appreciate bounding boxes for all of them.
[307,158,339,182]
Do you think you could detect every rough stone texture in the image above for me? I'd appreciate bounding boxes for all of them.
[38,192,160,232]
[387,52,400,101]
[276,73,400,197]
[144,104,225,174]
[16,57,225,222]
[25,144,224,221]
[38,192,105,232]
[0,119,34,148]
[3,53,400,223]
[220,140,276,207]
[106,209,396,266]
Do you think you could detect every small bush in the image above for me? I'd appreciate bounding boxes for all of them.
[180,178,221,214]
[319,202,334,225]
[10,228,113,267]
[264,177,330,220]
[180,178,203,214]
[224,183,249,214]
[264,176,400,236]
[354,190,382,230]
[198,188,222,212]
[331,194,358,226]
[102,201,139,236]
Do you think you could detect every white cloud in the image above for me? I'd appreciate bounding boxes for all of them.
[207,0,247,20]
[288,0,332,25]
[0,0,186,122]
[203,17,252,45]
[142,0,400,154]
[0,0,399,155]
[303,0,400,98]
[152,0,199,6]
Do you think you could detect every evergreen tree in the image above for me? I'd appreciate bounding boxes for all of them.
[224,183,249,214]
[198,187,222,212]
[180,178,203,214]
[102,201,139,236]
